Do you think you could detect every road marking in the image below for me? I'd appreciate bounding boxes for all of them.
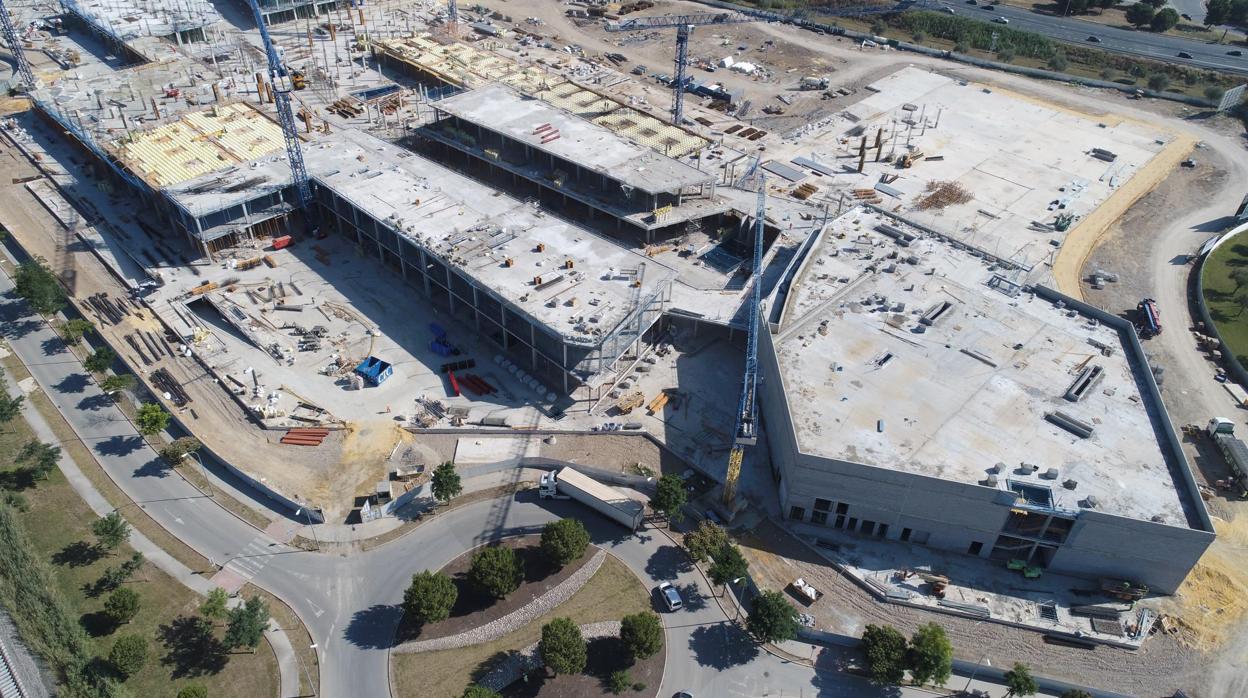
[306,598,325,617]
[174,516,184,525]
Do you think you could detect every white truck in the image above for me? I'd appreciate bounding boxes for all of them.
[539,468,645,532]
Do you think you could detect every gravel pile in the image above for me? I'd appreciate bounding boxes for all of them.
[478,621,623,692]
[396,549,606,654]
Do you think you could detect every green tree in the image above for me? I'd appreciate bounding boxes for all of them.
[468,545,523,598]
[135,402,170,436]
[1148,73,1171,92]
[461,687,502,698]
[1126,2,1156,27]
[16,440,60,480]
[84,347,116,373]
[100,374,136,395]
[861,624,908,684]
[1047,51,1068,72]
[177,685,209,698]
[708,542,750,592]
[684,519,729,563]
[540,518,590,568]
[108,634,148,678]
[431,461,462,503]
[745,590,799,644]
[97,551,145,593]
[1005,662,1039,696]
[907,622,953,687]
[59,319,95,345]
[1232,0,1248,25]
[1150,7,1179,31]
[160,437,202,467]
[539,617,587,675]
[608,669,633,694]
[224,596,270,652]
[92,511,131,552]
[13,258,65,315]
[1205,85,1227,103]
[1206,0,1231,24]
[104,587,141,625]
[871,19,886,35]
[619,611,663,661]
[200,587,230,624]
[649,474,686,525]
[0,392,25,424]
[403,570,458,624]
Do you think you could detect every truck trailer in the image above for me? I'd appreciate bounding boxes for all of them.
[539,468,645,531]
[1207,418,1248,497]
[1136,298,1162,338]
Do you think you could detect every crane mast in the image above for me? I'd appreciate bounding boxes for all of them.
[0,0,36,88]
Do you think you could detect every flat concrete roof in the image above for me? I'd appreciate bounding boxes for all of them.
[772,207,1187,526]
[434,85,714,196]
[311,130,677,345]
[62,0,219,40]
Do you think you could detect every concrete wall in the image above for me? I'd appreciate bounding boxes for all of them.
[1051,511,1210,593]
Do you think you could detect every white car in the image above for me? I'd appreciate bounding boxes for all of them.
[993,16,1009,23]
[658,582,683,611]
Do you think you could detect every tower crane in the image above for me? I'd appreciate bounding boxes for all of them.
[604,2,938,126]
[722,155,766,508]
[247,0,314,227]
[0,0,36,88]
[447,0,459,33]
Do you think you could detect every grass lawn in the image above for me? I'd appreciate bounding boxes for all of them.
[0,366,279,696]
[391,554,652,698]
[1202,235,1248,364]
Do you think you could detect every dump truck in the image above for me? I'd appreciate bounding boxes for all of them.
[1136,298,1161,337]
[539,468,644,531]
[1206,418,1248,496]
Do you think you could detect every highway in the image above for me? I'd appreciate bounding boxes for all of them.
[937,2,1248,75]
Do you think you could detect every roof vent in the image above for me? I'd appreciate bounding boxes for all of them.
[1081,496,1099,509]
[1063,479,1078,490]
[1042,468,1059,480]
[989,462,1005,474]
[1150,515,1165,523]
[982,474,999,487]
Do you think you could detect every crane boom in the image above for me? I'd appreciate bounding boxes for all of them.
[247,0,313,216]
[0,0,36,88]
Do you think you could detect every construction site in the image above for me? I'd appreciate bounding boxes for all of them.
[2,0,1247,690]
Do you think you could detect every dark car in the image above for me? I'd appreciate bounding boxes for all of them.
[1177,51,1193,59]
[1086,35,1101,43]
[1229,50,1244,56]
[966,0,977,4]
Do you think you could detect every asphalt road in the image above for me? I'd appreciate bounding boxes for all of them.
[936,2,1248,74]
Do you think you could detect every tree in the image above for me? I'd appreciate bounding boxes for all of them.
[1047,51,1068,72]
[996,46,1016,63]
[1126,2,1155,27]
[16,439,60,480]
[430,461,462,503]
[0,392,25,424]
[200,587,230,624]
[539,617,587,675]
[177,685,209,698]
[1150,7,1179,31]
[159,437,202,467]
[745,590,799,644]
[108,634,148,678]
[1206,0,1231,25]
[104,587,141,625]
[97,551,145,593]
[13,258,65,315]
[870,19,886,35]
[1004,662,1039,697]
[1205,85,1227,103]
[84,347,116,373]
[135,402,170,436]
[684,519,729,563]
[707,543,750,592]
[540,518,590,568]
[861,624,908,685]
[225,596,270,652]
[1147,73,1171,92]
[468,545,523,598]
[403,570,458,624]
[461,687,502,698]
[1096,0,1117,10]
[100,374,136,395]
[92,511,131,552]
[619,611,663,662]
[907,622,953,687]
[60,319,95,345]
[649,474,686,525]
[1232,0,1248,25]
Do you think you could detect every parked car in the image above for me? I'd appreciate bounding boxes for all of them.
[1228,50,1244,56]
[657,582,683,611]
[942,6,956,12]
[1177,51,1193,59]
[966,0,977,4]
[993,16,1009,23]
[1086,35,1101,43]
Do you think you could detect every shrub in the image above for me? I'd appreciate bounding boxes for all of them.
[200,587,230,623]
[431,461,462,502]
[608,669,632,694]
[1147,73,1170,92]
[403,570,458,624]
[109,634,148,678]
[684,519,729,563]
[468,545,523,598]
[540,518,590,568]
[135,402,170,436]
[92,511,131,552]
[84,347,116,373]
[461,687,501,698]
[104,587,141,625]
[1005,662,1039,696]
[159,437,202,467]
[60,319,95,345]
[539,617,586,675]
[100,374,136,395]
[620,612,663,661]
[177,685,209,698]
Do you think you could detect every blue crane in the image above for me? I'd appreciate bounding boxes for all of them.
[247,0,314,223]
[0,0,36,88]
[604,2,937,126]
[722,155,766,507]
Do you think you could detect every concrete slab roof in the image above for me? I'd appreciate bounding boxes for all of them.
[771,208,1187,526]
[62,0,220,40]
[433,85,714,196]
[310,130,678,345]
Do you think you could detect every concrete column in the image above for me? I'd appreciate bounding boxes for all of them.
[530,323,537,373]
[472,286,481,330]
[446,266,455,313]
[419,248,432,295]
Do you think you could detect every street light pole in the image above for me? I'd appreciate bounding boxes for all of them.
[185,451,213,496]
[295,507,321,551]
[963,655,991,694]
[298,642,318,697]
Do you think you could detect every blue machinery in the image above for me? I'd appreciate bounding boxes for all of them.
[0,0,35,87]
[605,2,938,125]
[247,0,314,218]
